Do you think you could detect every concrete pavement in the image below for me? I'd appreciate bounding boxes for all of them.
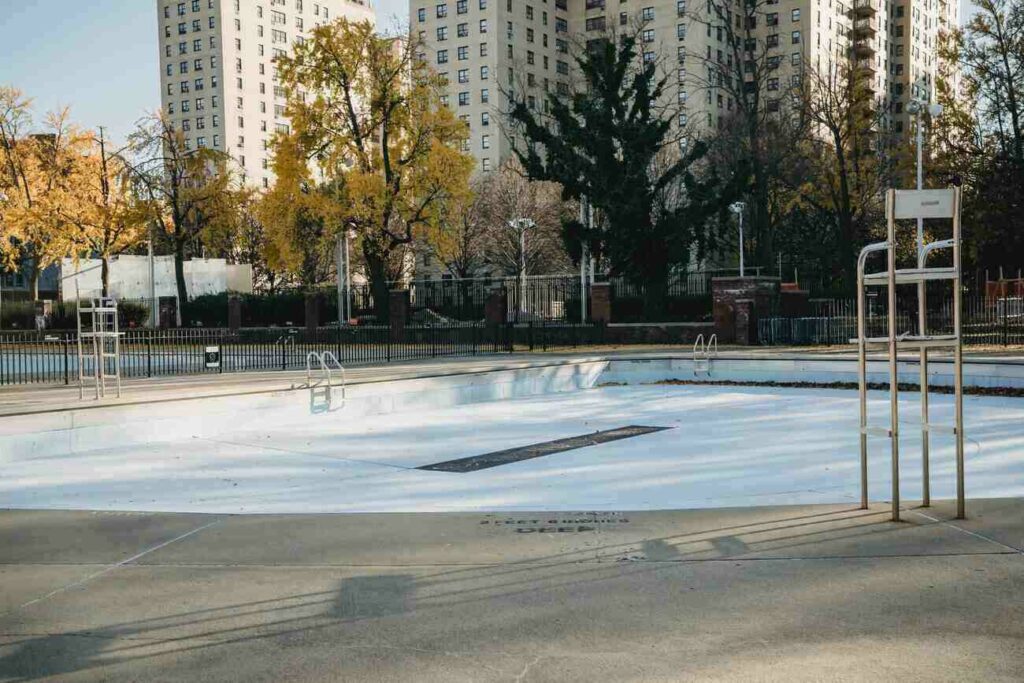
[1,498,1022,681]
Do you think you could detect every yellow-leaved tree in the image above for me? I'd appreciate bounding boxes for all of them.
[0,87,94,299]
[60,129,149,295]
[258,135,340,290]
[273,19,474,316]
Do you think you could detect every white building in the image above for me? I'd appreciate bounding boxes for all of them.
[156,0,375,188]
[411,0,959,170]
[60,257,253,301]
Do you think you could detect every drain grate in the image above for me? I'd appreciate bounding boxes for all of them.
[417,425,671,473]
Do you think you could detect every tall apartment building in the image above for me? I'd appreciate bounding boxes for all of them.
[412,0,574,172]
[156,0,374,188]
[411,0,956,169]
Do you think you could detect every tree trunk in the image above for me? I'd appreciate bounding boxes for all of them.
[174,240,188,327]
[101,256,110,298]
[364,249,391,322]
[28,262,40,302]
[640,243,670,321]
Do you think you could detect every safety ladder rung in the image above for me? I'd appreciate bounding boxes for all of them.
[861,426,893,438]
[924,423,958,435]
[863,267,959,285]
[853,335,959,349]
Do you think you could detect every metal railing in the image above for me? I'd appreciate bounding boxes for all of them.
[0,323,512,386]
[758,294,1024,346]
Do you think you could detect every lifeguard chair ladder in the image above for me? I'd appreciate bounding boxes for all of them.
[854,187,965,522]
[76,293,122,400]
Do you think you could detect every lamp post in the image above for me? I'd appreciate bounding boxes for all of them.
[509,218,535,315]
[729,201,746,277]
[336,229,355,324]
[906,81,943,507]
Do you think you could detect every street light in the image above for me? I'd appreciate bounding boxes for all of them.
[906,79,943,507]
[509,218,535,315]
[336,229,356,324]
[906,79,943,259]
[729,201,746,278]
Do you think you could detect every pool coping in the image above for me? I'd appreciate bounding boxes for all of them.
[2,348,1024,419]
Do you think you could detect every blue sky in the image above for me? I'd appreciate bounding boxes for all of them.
[0,0,971,146]
[0,0,407,146]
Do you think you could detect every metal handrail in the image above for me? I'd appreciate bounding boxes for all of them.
[693,333,715,376]
[921,238,955,262]
[320,351,347,403]
[305,350,346,406]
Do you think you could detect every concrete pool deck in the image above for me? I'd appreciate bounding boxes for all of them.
[1,498,1022,681]
[2,345,1024,417]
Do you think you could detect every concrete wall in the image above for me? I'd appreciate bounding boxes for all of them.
[60,256,253,300]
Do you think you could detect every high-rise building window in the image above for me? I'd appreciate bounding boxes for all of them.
[436,3,447,18]
[417,8,426,21]
[641,7,654,21]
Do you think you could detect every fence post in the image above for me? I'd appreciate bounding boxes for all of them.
[528,322,534,351]
[147,330,152,378]
[1004,299,1009,347]
[63,334,70,385]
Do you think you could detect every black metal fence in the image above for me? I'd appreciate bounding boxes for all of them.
[0,323,512,386]
[759,296,1024,346]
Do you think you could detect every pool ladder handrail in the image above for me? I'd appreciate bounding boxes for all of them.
[305,351,346,410]
[693,334,717,376]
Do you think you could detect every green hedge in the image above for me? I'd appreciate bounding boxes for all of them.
[182,292,340,328]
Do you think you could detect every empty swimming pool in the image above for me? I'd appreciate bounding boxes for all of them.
[3,368,1023,513]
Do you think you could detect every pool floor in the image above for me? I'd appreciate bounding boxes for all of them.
[4,384,1023,513]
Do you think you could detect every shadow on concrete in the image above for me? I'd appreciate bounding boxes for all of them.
[0,505,1009,681]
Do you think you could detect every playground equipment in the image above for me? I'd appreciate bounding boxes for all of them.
[855,187,965,521]
[693,333,718,376]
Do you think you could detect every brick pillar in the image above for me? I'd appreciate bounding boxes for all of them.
[389,289,409,342]
[304,293,319,334]
[712,277,780,344]
[590,282,611,324]
[734,299,754,345]
[484,290,507,325]
[227,295,242,331]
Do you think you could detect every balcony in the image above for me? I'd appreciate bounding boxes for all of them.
[848,0,877,18]
[851,16,878,39]
[854,59,876,77]
[852,37,876,58]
